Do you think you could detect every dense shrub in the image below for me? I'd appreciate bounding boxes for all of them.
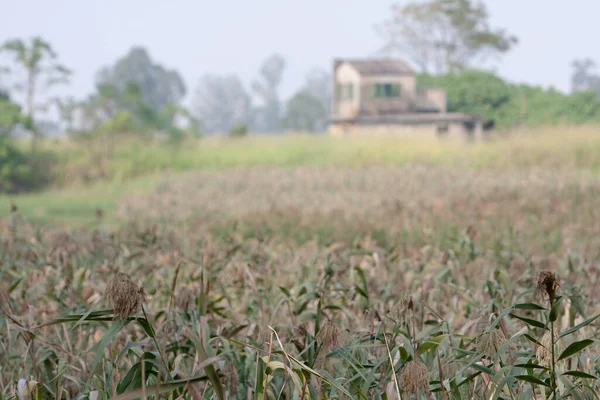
[229,123,248,138]
[418,70,600,129]
[0,135,33,193]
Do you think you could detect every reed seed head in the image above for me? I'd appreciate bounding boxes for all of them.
[476,328,506,358]
[399,358,429,395]
[293,323,308,341]
[176,287,194,312]
[536,328,564,369]
[61,377,81,398]
[474,314,506,358]
[391,294,415,323]
[317,320,342,350]
[105,272,145,319]
[363,308,382,332]
[536,270,559,303]
[441,357,459,379]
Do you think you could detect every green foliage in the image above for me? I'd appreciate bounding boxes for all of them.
[251,54,286,133]
[0,92,45,193]
[418,70,600,129]
[229,123,248,138]
[193,74,251,135]
[0,135,32,193]
[96,110,140,135]
[96,46,186,114]
[282,92,328,133]
[380,0,517,73]
[0,91,21,134]
[0,36,71,152]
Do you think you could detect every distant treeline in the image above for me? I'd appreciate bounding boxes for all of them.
[418,70,600,130]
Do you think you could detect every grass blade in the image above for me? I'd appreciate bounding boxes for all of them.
[560,314,600,338]
[557,339,595,362]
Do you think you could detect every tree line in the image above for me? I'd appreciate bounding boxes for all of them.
[0,43,332,142]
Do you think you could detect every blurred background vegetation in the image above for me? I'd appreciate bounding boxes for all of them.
[2,0,600,197]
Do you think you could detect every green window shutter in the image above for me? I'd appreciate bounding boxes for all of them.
[373,84,383,98]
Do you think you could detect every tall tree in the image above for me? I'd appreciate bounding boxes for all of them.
[282,92,327,133]
[54,96,80,134]
[302,68,332,117]
[571,58,600,96]
[251,54,286,133]
[0,37,71,152]
[79,81,160,133]
[192,74,251,134]
[379,0,517,73]
[282,69,332,133]
[96,47,186,117]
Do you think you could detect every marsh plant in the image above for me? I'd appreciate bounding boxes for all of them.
[2,162,600,398]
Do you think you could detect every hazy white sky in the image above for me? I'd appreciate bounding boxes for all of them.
[2,0,599,107]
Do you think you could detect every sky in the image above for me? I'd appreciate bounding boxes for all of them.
[2,0,599,111]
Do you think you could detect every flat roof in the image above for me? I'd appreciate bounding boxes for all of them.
[330,113,481,125]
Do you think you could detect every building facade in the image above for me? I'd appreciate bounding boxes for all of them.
[330,58,482,140]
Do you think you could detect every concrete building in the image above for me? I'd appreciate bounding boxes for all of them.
[330,58,482,140]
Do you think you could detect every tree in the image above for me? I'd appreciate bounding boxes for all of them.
[192,74,251,134]
[419,70,517,129]
[0,91,43,194]
[251,54,286,133]
[0,90,22,135]
[54,96,82,134]
[571,58,600,96]
[302,68,332,118]
[96,47,186,117]
[379,0,517,73]
[282,92,327,133]
[418,69,600,129]
[0,133,31,193]
[0,37,71,152]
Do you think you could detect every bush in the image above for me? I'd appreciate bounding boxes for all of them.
[417,70,600,129]
[0,136,34,193]
[229,123,248,138]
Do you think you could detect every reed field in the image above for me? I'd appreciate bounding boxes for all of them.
[2,127,600,399]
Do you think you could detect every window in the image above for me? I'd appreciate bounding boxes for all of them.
[372,83,401,98]
[336,83,354,100]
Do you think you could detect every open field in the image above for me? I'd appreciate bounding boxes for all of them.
[47,127,600,182]
[4,125,600,227]
[2,128,600,398]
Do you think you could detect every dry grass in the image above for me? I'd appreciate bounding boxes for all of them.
[119,165,600,257]
[2,128,600,398]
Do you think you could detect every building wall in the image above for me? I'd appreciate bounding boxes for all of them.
[421,88,447,113]
[329,121,479,141]
[333,63,361,119]
[358,75,417,115]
